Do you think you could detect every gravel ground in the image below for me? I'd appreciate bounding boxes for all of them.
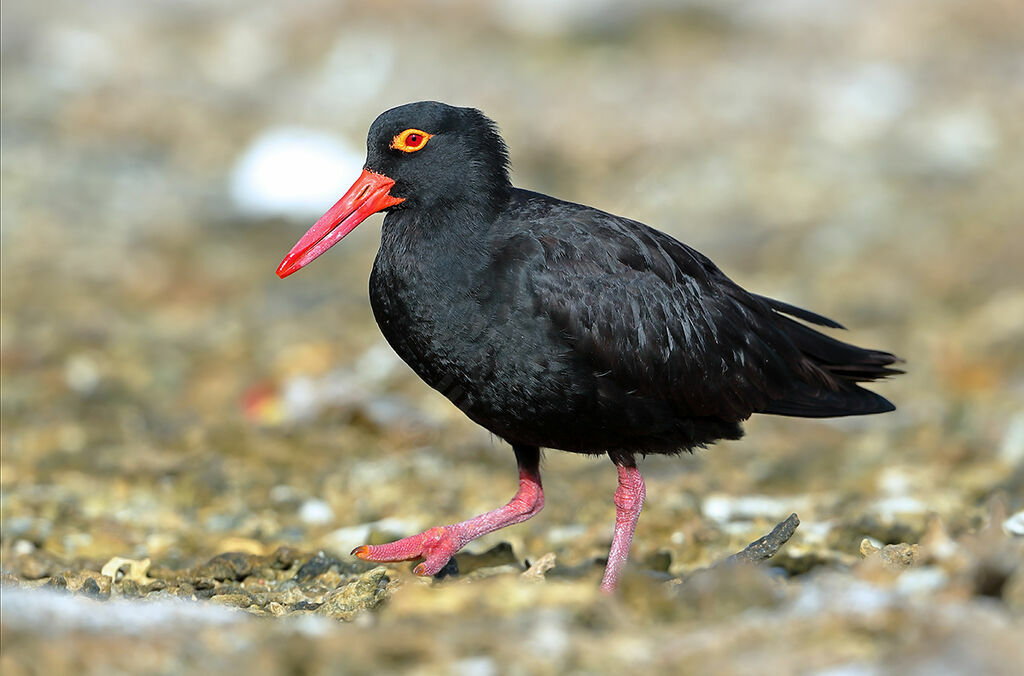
[2,1,1022,673]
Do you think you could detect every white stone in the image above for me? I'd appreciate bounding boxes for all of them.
[1003,510,1024,537]
[229,127,363,219]
[897,567,949,595]
[65,354,100,394]
[453,656,498,676]
[702,493,806,522]
[299,498,335,526]
[917,108,998,174]
[870,495,928,518]
[283,376,320,422]
[999,414,1024,466]
[13,540,35,556]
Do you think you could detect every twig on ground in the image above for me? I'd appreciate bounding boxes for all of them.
[721,513,801,565]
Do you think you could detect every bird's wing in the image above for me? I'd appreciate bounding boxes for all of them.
[494,204,806,421]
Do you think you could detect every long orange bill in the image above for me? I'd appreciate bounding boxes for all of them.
[276,169,404,278]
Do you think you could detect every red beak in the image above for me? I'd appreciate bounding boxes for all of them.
[276,169,404,278]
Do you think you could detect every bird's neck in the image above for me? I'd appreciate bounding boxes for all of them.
[383,187,510,251]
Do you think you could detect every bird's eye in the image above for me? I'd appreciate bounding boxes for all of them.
[391,129,432,153]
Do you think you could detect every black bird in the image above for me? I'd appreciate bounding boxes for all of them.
[277,101,901,591]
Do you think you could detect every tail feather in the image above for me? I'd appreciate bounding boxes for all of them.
[755,294,846,329]
[757,299,902,418]
[761,382,896,417]
[777,315,903,382]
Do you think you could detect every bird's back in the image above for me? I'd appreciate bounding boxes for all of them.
[483,190,900,452]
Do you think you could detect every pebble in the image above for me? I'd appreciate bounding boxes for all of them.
[315,567,390,621]
[702,493,808,522]
[999,414,1024,465]
[229,127,363,219]
[1003,510,1024,537]
[913,108,998,175]
[298,498,335,526]
[897,567,949,595]
[13,539,35,555]
[64,354,100,395]
[453,656,498,676]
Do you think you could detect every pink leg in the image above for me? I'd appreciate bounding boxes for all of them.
[600,463,646,592]
[353,445,543,576]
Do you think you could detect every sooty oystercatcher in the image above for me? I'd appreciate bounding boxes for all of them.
[277,101,902,591]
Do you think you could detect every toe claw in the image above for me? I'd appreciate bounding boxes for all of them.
[351,545,370,558]
[412,563,427,576]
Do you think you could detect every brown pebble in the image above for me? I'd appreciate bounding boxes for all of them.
[878,543,919,569]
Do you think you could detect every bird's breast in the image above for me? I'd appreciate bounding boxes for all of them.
[368,247,583,429]
[369,250,493,396]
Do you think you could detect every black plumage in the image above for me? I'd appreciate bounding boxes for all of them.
[277,101,902,589]
[359,103,900,463]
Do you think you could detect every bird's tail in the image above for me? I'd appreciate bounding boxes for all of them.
[757,296,903,418]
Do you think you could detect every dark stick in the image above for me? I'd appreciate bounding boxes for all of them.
[721,513,801,565]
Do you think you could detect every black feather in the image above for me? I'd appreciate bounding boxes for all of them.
[755,295,846,329]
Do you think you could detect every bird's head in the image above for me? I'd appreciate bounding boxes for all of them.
[277,101,510,278]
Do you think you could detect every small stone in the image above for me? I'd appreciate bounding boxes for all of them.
[121,579,141,598]
[64,354,101,394]
[877,543,919,569]
[56,571,112,598]
[295,551,342,583]
[289,600,323,612]
[522,552,557,581]
[229,126,363,219]
[702,494,805,522]
[1002,510,1024,537]
[194,552,260,581]
[271,546,299,569]
[860,538,881,556]
[453,656,498,676]
[80,577,105,599]
[209,593,254,608]
[12,540,35,556]
[141,580,167,594]
[315,567,391,621]
[299,498,335,526]
[100,556,153,584]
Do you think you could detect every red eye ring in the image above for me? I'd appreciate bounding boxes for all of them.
[391,129,432,153]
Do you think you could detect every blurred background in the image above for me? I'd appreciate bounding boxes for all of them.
[2,0,1022,673]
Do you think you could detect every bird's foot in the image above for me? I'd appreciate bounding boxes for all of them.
[352,526,464,576]
[352,445,544,579]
